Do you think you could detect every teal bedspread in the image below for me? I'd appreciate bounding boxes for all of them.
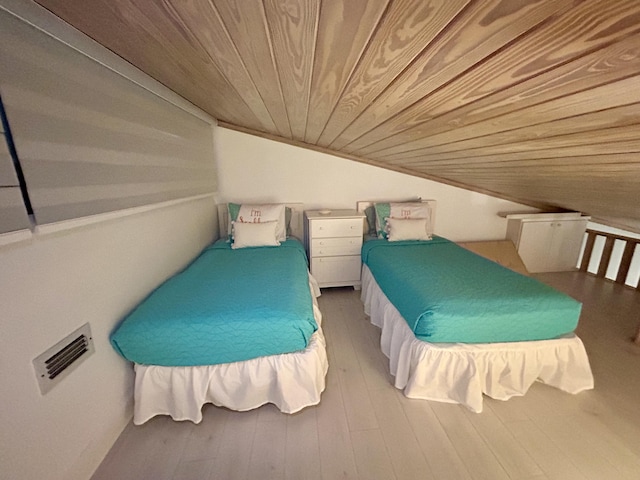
[111,239,317,366]
[362,237,581,343]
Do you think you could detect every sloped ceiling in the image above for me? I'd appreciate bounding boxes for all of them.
[35,0,640,232]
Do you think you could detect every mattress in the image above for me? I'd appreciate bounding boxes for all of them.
[361,237,582,343]
[111,238,317,366]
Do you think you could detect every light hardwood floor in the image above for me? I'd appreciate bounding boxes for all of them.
[92,272,640,480]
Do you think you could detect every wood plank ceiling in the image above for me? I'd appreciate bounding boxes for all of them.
[35,0,640,232]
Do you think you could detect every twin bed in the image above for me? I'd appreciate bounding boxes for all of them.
[111,203,328,424]
[111,200,593,423]
[358,200,593,412]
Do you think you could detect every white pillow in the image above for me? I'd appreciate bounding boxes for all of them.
[386,217,432,242]
[389,202,431,221]
[231,221,280,249]
[230,203,287,241]
[374,201,432,239]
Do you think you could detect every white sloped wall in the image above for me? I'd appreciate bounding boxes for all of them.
[214,126,537,242]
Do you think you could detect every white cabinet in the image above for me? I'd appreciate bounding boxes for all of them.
[304,209,365,288]
[505,213,589,273]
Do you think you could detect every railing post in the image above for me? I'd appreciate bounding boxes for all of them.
[617,242,636,285]
[580,231,596,272]
[597,237,616,278]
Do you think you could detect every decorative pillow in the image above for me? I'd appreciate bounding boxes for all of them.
[231,221,280,249]
[386,217,432,242]
[285,206,293,237]
[228,203,287,241]
[374,203,391,238]
[374,202,432,239]
[364,205,377,237]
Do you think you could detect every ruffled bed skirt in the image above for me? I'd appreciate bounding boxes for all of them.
[133,276,328,424]
[361,265,594,413]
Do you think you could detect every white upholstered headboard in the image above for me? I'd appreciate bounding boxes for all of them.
[217,203,305,241]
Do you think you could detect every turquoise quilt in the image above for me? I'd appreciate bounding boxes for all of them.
[362,237,581,343]
[111,239,317,366]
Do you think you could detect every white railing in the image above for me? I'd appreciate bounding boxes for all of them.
[579,229,640,290]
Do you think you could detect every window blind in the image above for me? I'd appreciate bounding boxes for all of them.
[0,120,31,234]
[0,9,217,227]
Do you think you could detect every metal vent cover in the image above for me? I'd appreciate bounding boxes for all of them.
[33,323,95,395]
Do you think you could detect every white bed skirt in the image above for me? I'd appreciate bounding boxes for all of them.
[133,275,328,424]
[361,265,594,413]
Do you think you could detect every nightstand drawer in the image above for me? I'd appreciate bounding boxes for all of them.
[310,256,361,284]
[311,237,361,257]
[310,218,363,238]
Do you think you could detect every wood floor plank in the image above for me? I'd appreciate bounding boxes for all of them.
[506,419,589,480]
[313,315,359,480]
[370,388,434,480]
[247,417,286,480]
[575,394,640,458]
[92,416,187,480]
[534,414,636,480]
[337,367,380,432]
[320,291,380,432]
[462,406,543,479]
[209,409,258,480]
[483,395,530,424]
[315,376,359,479]
[89,421,135,480]
[350,429,396,480]
[172,459,215,480]
[430,403,510,480]
[285,409,322,480]
[401,399,473,480]
[180,405,229,462]
[135,418,193,480]
[559,412,640,479]
[341,293,396,393]
[256,403,289,425]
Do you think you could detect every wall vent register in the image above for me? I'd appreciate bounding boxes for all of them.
[33,323,95,395]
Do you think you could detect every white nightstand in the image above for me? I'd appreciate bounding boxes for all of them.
[304,209,365,289]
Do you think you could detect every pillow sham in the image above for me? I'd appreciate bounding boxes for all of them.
[285,206,293,237]
[231,221,280,249]
[374,202,432,239]
[386,217,432,241]
[364,205,377,237]
[228,203,287,241]
[373,203,391,238]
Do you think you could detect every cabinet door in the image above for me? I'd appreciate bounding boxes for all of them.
[517,219,587,273]
[552,219,588,271]
[517,221,554,272]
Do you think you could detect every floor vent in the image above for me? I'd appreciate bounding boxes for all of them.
[33,323,95,395]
